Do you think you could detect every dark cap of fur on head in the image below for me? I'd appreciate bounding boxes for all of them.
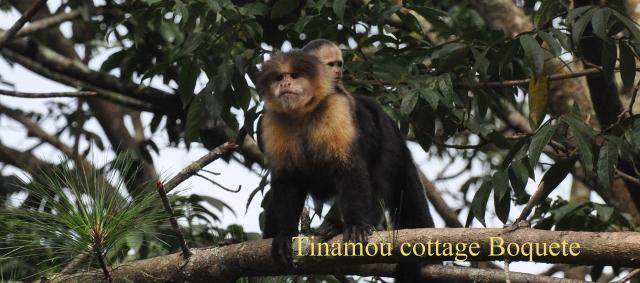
[257,50,325,95]
[302,39,338,53]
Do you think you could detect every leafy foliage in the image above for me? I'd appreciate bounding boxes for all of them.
[2,0,640,280]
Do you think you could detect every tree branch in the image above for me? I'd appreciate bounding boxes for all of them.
[0,88,96,98]
[1,36,180,114]
[164,142,239,193]
[0,47,155,111]
[0,104,76,157]
[0,0,47,48]
[13,7,120,39]
[460,68,601,88]
[417,169,463,228]
[51,227,640,282]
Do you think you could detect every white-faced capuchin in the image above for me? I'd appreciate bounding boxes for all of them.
[257,50,434,282]
[302,39,344,80]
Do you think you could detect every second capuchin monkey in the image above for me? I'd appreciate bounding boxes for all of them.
[302,39,344,80]
[258,50,434,282]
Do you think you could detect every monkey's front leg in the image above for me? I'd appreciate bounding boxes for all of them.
[265,177,306,266]
[336,162,374,243]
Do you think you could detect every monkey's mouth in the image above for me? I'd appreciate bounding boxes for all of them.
[278,91,299,97]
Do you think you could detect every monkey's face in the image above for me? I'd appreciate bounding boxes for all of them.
[314,46,343,80]
[258,51,332,114]
[268,71,314,111]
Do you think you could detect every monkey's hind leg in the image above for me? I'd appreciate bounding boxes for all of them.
[315,206,343,241]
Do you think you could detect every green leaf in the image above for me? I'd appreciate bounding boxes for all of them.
[529,123,557,168]
[591,8,611,40]
[571,7,597,49]
[332,0,346,20]
[535,0,563,28]
[538,31,562,57]
[493,170,509,201]
[594,204,615,222]
[601,41,617,79]
[419,89,440,109]
[520,34,545,76]
[612,10,640,43]
[400,93,419,115]
[412,110,436,151]
[551,29,571,51]
[271,0,299,19]
[597,140,619,191]
[185,96,206,144]
[509,161,529,198]
[438,74,454,96]
[539,156,578,199]
[495,188,511,224]
[619,41,637,92]
[562,116,595,174]
[177,63,200,104]
[471,180,493,227]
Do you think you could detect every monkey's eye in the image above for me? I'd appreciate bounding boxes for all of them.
[275,74,284,81]
[328,62,335,67]
[337,62,343,67]
[290,72,299,79]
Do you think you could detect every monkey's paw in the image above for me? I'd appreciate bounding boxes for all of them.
[272,234,293,266]
[343,224,373,244]
[315,220,343,242]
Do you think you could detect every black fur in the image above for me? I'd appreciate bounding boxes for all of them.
[261,91,434,282]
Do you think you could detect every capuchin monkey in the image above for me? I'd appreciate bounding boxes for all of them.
[258,50,434,282]
[302,39,344,80]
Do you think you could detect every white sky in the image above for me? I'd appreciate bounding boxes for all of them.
[0,1,612,279]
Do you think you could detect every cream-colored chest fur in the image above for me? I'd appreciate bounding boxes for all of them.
[262,94,356,172]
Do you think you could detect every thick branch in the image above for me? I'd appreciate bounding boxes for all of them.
[0,104,76,157]
[54,228,640,282]
[1,36,180,114]
[417,169,463,228]
[0,143,51,172]
[0,47,155,111]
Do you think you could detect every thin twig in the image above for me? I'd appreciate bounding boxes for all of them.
[200,169,221,175]
[461,65,640,89]
[194,173,242,193]
[616,169,640,187]
[616,269,640,283]
[0,0,47,48]
[13,7,119,38]
[460,68,601,88]
[0,88,96,98]
[164,142,239,193]
[433,139,487,149]
[156,181,191,259]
